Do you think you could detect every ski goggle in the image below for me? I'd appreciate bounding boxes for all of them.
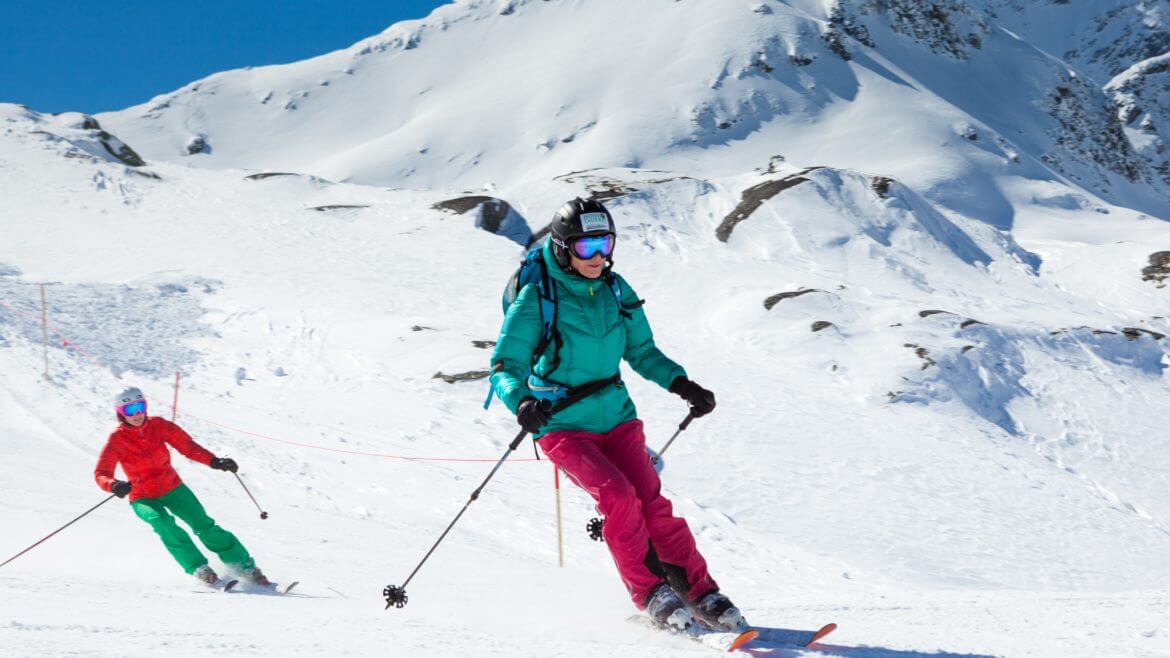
[570,234,615,260]
[116,400,147,416]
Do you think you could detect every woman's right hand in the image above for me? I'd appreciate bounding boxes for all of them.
[111,480,132,498]
[516,397,551,434]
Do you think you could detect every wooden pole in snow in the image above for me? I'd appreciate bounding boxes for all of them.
[554,464,564,568]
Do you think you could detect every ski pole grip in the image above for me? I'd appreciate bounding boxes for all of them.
[679,412,695,431]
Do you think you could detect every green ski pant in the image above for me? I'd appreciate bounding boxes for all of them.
[130,483,253,575]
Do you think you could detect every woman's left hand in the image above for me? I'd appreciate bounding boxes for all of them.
[210,457,239,473]
[670,377,716,417]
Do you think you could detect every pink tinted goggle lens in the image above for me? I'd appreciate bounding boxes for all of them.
[571,234,614,259]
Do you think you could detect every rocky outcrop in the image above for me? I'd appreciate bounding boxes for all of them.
[309,204,370,212]
[1056,1,1170,82]
[433,195,495,215]
[823,2,874,60]
[1106,54,1170,184]
[904,343,937,370]
[433,370,490,383]
[1142,251,1170,286]
[828,0,988,61]
[9,108,149,169]
[94,129,146,166]
[433,196,532,246]
[1122,327,1166,341]
[186,134,210,155]
[245,172,301,181]
[1044,72,1146,185]
[871,0,988,59]
[553,169,698,203]
[716,168,820,242]
[764,288,826,310]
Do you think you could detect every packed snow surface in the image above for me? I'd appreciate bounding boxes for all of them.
[3,1,1170,657]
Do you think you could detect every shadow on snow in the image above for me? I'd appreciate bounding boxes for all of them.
[744,627,998,658]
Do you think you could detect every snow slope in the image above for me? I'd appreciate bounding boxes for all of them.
[3,1,1170,656]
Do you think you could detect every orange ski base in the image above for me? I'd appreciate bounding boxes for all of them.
[806,623,837,647]
[728,629,759,651]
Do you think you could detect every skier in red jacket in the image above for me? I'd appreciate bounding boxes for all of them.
[95,386,269,588]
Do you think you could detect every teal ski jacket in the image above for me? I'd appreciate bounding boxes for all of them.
[490,242,686,438]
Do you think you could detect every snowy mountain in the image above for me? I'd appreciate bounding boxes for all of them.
[97,0,1170,219]
[3,1,1170,657]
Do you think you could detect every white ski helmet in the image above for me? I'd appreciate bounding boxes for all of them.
[113,386,145,407]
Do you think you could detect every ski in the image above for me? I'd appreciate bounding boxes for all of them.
[806,622,836,646]
[753,622,838,647]
[630,616,837,652]
[198,578,238,593]
[236,580,298,595]
[272,581,299,595]
[628,615,758,652]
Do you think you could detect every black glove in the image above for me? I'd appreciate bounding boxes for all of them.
[670,377,716,417]
[210,457,238,473]
[516,397,552,434]
[111,480,132,498]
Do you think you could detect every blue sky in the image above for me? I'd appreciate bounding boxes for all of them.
[1,1,448,114]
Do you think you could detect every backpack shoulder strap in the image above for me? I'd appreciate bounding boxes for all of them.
[606,271,644,319]
[532,251,564,376]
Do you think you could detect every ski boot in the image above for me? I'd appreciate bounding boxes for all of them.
[691,589,747,632]
[238,565,272,587]
[193,564,221,587]
[645,582,694,632]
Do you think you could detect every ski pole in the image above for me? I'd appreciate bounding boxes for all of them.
[384,425,530,609]
[0,494,116,570]
[384,381,612,609]
[650,411,695,465]
[233,473,269,520]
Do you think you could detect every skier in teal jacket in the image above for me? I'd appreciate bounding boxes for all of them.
[490,198,743,633]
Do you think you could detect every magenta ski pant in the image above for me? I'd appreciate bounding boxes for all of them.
[539,419,718,608]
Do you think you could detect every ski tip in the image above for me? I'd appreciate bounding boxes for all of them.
[277,581,299,595]
[222,579,240,592]
[805,622,837,647]
[728,629,759,651]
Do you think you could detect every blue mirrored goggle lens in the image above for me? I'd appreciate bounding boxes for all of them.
[121,401,147,416]
[571,234,614,259]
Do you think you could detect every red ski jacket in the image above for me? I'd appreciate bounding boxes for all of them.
[94,416,216,501]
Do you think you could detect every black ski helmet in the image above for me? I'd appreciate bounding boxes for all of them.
[549,197,616,271]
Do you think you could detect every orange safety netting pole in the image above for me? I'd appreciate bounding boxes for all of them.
[171,372,180,422]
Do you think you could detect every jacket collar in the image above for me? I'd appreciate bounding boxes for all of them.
[542,242,607,297]
[117,415,152,436]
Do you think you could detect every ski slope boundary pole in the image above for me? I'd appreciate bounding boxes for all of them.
[171,372,180,422]
[554,464,564,568]
[0,494,116,570]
